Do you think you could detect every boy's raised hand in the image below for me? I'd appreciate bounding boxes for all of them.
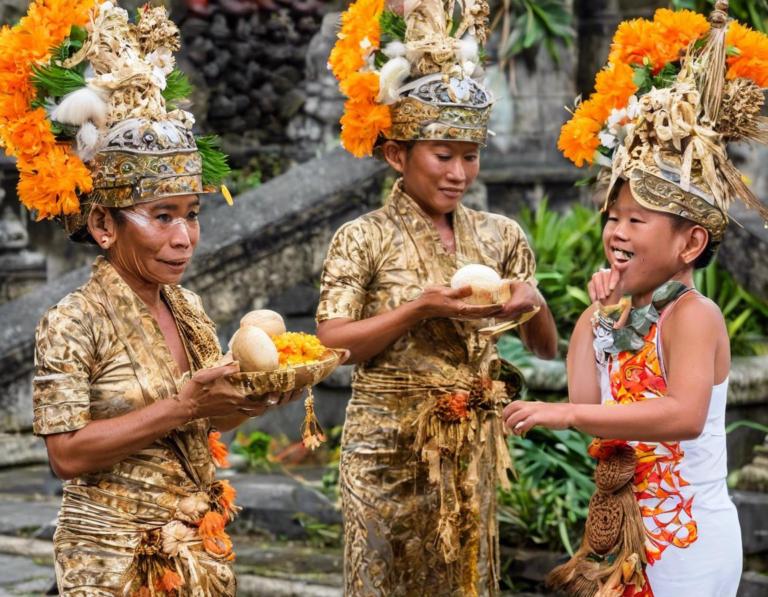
[588,267,623,304]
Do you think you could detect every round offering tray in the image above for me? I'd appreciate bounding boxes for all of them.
[228,348,344,399]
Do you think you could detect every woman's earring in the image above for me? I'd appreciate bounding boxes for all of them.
[101,236,109,246]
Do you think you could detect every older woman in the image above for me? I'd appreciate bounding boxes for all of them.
[319,2,558,595]
[4,2,301,595]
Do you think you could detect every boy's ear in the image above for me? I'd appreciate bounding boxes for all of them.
[681,225,709,266]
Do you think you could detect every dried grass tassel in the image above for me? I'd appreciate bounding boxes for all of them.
[697,0,730,126]
[300,387,326,450]
[546,444,647,597]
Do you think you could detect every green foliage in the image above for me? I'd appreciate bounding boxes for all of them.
[30,28,88,108]
[498,427,595,554]
[632,61,680,95]
[672,0,768,33]
[293,513,343,548]
[379,10,406,41]
[195,135,232,187]
[693,264,768,355]
[497,0,575,66]
[517,199,605,349]
[162,70,193,110]
[31,62,86,99]
[232,430,274,471]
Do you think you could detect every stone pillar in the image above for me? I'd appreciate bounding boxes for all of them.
[0,157,47,306]
[739,436,768,493]
[288,12,345,153]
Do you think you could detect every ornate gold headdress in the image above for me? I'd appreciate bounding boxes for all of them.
[558,0,768,247]
[329,0,492,158]
[0,0,231,243]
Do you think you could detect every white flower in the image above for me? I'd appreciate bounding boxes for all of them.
[607,107,628,131]
[146,48,175,75]
[378,57,410,105]
[626,95,640,120]
[177,493,209,523]
[161,520,198,557]
[383,41,406,59]
[151,67,167,90]
[599,130,618,149]
[459,36,479,64]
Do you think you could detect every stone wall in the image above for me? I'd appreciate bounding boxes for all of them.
[177,0,328,165]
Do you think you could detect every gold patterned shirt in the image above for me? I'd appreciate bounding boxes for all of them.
[33,257,235,597]
[317,179,536,597]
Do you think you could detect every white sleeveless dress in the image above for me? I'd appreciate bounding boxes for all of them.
[595,297,742,596]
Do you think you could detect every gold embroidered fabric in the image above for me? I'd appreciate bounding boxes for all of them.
[33,257,235,597]
[317,179,536,597]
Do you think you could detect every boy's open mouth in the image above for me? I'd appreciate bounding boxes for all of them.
[612,247,635,263]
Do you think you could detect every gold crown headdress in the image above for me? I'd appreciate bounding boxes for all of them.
[329,0,493,158]
[558,0,768,246]
[0,0,231,243]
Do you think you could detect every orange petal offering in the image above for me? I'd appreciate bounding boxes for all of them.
[227,310,343,398]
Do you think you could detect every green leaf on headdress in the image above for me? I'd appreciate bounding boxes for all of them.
[31,61,86,99]
[69,25,88,44]
[162,70,194,109]
[196,135,231,187]
[374,50,389,70]
[380,10,406,42]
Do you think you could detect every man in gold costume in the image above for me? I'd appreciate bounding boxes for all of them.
[318,2,558,595]
[1,1,301,594]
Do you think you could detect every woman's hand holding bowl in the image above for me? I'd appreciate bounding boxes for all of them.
[417,285,504,320]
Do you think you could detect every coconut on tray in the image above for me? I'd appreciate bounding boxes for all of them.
[450,264,514,305]
[227,310,342,449]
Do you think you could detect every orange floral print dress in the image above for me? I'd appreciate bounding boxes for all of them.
[594,300,742,596]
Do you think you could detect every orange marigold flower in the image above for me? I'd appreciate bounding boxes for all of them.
[576,97,612,125]
[726,21,768,88]
[340,71,380,103]
[16,145,91,219]
[271,332,328,367]
[329,0,384,81]
[218,479,237,513]
[608,18,663,69]
[203,534,234,557]
[558,114,601,168]
[2,107,56,160]
[340,100,392,158]
[329,39,367,82]
[594,62,639,113]
[653,8,709,43]
[339,0,384,47]
[155,568,185,593]
[208,430,230,468]
[435,392,470,422]
[197,510,228,538]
